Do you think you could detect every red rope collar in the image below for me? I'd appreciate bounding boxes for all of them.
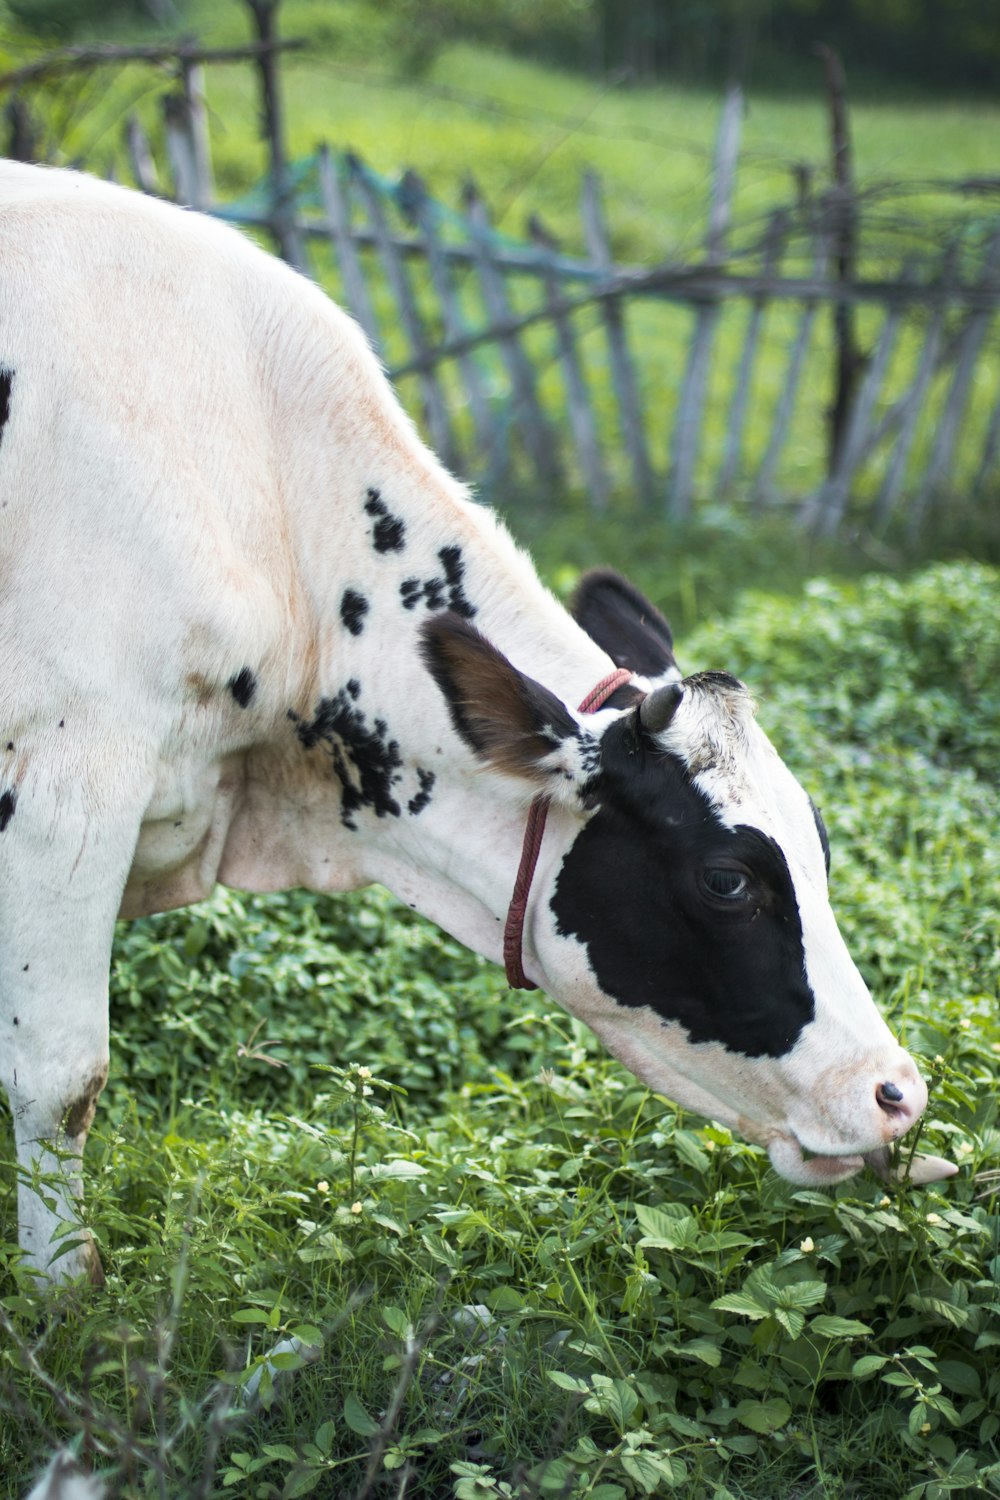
[503,668,632,989]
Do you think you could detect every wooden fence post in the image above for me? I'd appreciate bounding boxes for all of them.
[463,178,561,485]
[529,214,609,509]
[668,83,742,518]
[717,208,788,495]
[163,63,213,208]
[908,231,1000,535]
[808,281,907,534]
[753,220,828,510]
[815,44,861,476]
[351,155,457,468]
[400,169,498,475]
[244,0,306,270]
[125,115,160,195]
[317,144,381,351]
[581,170,654,507]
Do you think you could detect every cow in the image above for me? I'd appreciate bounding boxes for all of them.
[0,161,952,1287]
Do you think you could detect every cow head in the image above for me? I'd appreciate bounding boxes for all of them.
[422,570,933,1186]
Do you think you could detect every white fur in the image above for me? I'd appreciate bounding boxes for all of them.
[0,163,933,1283]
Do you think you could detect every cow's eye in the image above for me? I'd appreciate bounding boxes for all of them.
[702,868,750,901]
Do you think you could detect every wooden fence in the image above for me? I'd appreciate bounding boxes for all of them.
[6,27,1000,537]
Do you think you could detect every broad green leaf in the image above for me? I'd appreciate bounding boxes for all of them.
[381,1305,413,1339]
[773,1307,806,1340]
[936,1360,981,1397]
[343,1392,379,1437]
[548,1370,589,1395]
[262,1443,298,1463]
[810,1315,873,1338]
[635,1206,700,1251]
[712,1292,768,1320]
[283,1470,324,1499]
[779,1280,827,1310]
[735,1398,792,1434]
[368,1159,428,1180]
[679,1337,722,1367]
[584,1376,639,1433]
[621,1449,671,1492]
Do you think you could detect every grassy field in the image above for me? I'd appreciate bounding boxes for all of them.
[1,561,998,1500]
[1,5,999,1496]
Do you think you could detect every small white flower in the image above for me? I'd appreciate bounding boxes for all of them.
[799,1237,815,1254]
[879,1195,892,1208]
[316,1180,329,1194]
[925,1212,944,1226]
[351,1201,363,1215]
[357,1066,373,1080]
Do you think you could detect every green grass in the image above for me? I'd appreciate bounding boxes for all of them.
[1,561,998,1499]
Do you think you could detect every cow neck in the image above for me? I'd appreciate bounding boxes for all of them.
[504,667,633,990]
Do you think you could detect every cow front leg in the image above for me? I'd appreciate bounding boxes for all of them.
[1,772,144,1287]
[10,1059,109,1287]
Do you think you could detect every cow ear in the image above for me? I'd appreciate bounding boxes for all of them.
[571,569,679,681]
[421,615,597,800]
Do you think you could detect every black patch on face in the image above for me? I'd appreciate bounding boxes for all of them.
[228,668,257,708]
[549,714,815,1059]
[399,546,476,619]
[408,767,435,815]
[0,788,16,830]
[341,588,370,636]
[0,369,12,446]
[296,679,403,828]
[365,488,406,554]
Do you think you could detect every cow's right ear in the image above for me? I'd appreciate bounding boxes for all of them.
[571,569,679,682]
[420,615,598,802]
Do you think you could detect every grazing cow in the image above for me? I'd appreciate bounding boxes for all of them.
[0,162,950,1286]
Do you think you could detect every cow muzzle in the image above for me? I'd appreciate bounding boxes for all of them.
[764,1050,956,1186]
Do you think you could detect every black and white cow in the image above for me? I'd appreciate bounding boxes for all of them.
[0,161,951,1285]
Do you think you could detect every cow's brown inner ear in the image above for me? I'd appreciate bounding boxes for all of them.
[420,614,579,783]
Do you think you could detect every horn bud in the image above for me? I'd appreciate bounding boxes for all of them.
[639,681,684,737]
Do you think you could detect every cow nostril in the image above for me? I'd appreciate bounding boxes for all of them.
[876,1080,905,1111]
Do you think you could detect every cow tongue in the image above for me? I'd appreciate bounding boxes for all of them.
[862,1146,959,1185]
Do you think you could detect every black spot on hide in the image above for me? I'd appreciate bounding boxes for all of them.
[228,668,257,708]
[399,545,477,619]
[0,369,12,446]
[408,767,435,815]
[296,680,404,828]
[365,488,406,554]
[0,788,16,830]
[341,589,370,636]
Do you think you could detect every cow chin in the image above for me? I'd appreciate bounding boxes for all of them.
[766,1134,865,1186]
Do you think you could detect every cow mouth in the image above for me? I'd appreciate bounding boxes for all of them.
[767,1134,958,1187]
[767,1135,864,1185]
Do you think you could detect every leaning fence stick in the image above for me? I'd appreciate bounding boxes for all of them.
[351,155,457,468]
[668,84,743,518]
[581,171,654,507]
[317,144,380,352]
